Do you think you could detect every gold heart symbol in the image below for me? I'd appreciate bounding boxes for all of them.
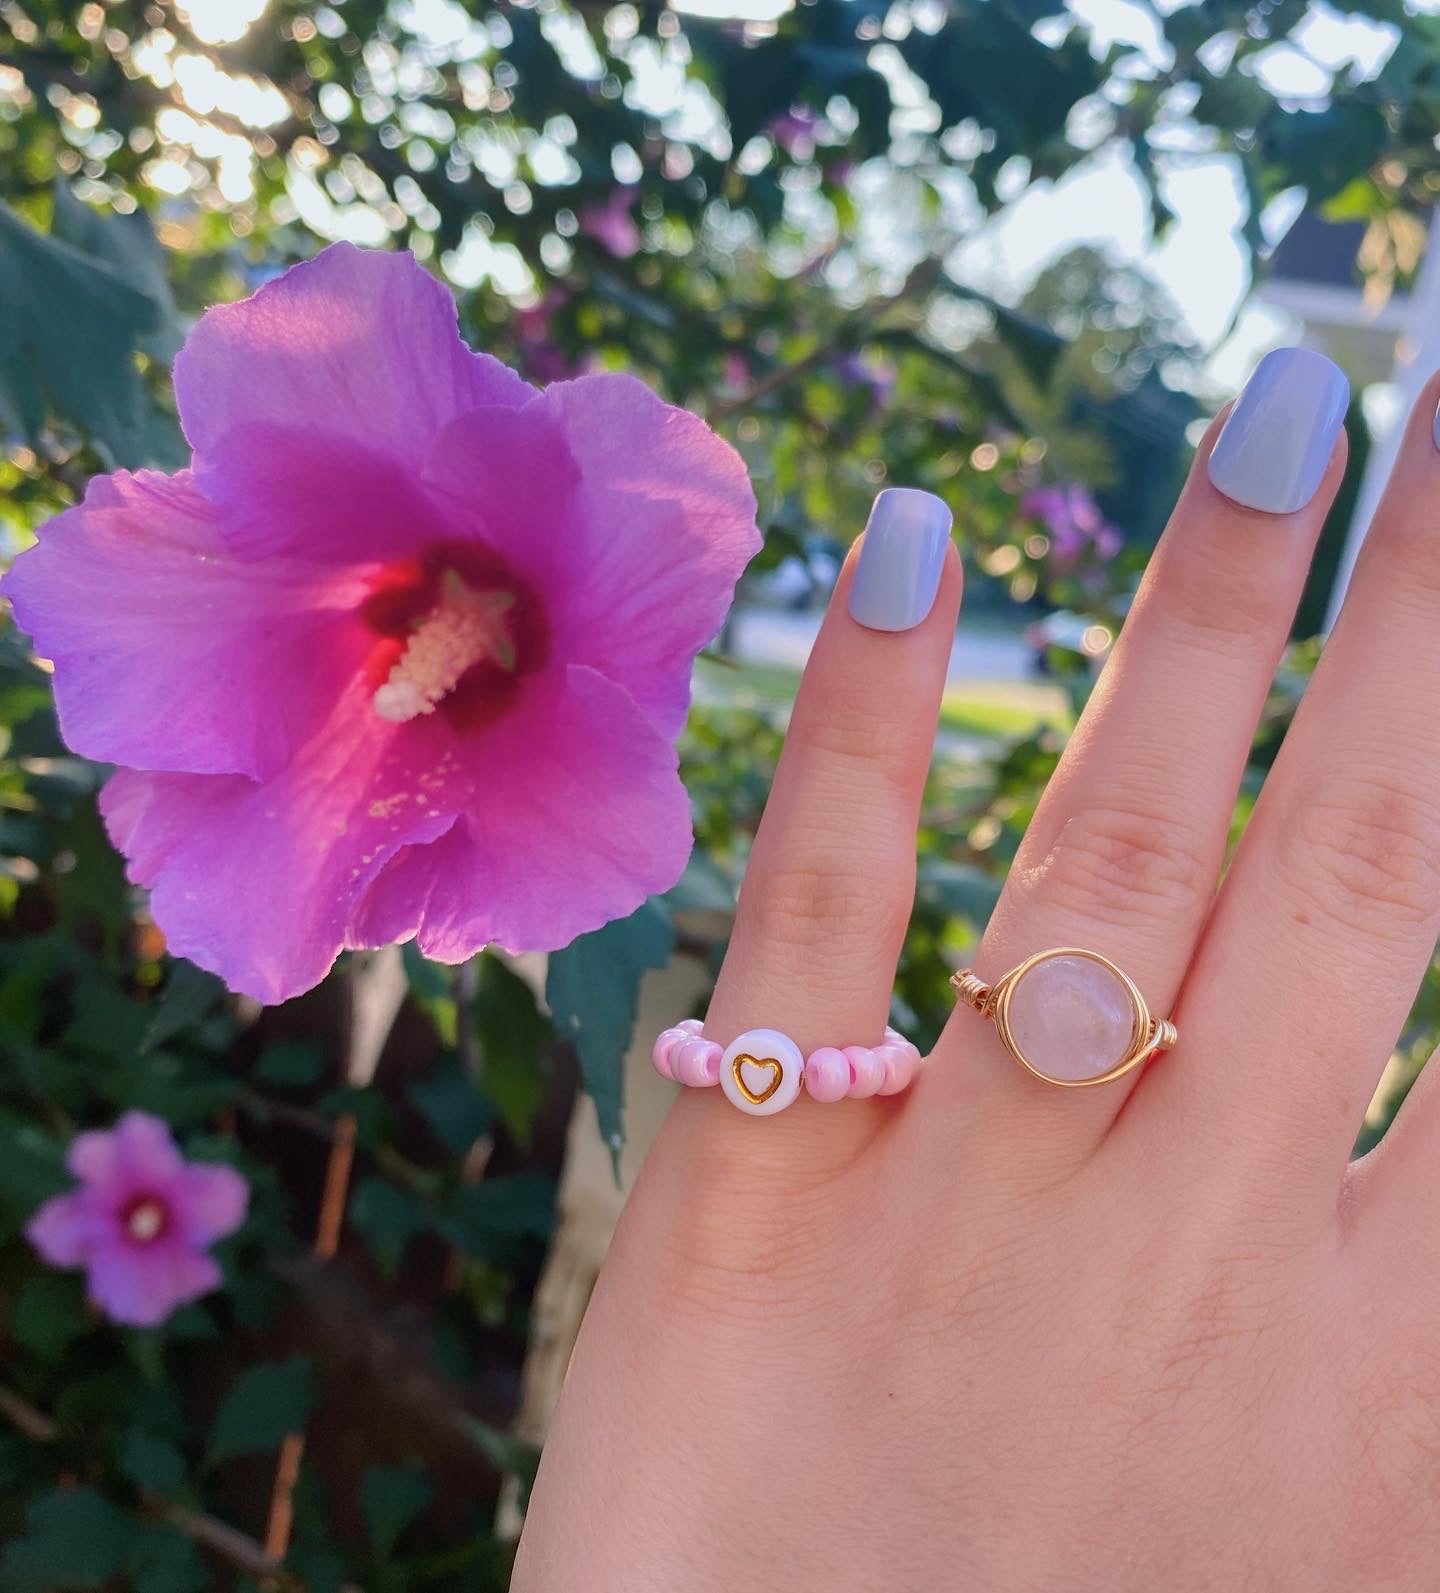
[732,1052,783,1106]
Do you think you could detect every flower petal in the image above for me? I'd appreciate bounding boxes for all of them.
[100,689,459,1004]
[168,1163,249,1246]
[422,375,759,739]
[197,424,460,565]
[174,244,535,562]
[421,401,582,570]
[27,1190,107,1268]
[347,665,693,957]
[2,470,372,778]
[542,374,759,737]
[112,1112,184,1186]
[85,1239,222,1328]
[66,1127,122,1187]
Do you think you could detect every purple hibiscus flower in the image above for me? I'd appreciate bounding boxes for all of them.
[27,1112,248,1327]
[1021,483,1123,566]
[4,245,759,1002]
[577,186,641,258]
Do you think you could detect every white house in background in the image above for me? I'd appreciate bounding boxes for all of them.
[1256,208,1440,626]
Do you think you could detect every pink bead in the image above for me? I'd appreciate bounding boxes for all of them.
[673,1036,721,1088]
[876,1042,917,1095]
[677,1017,704,1036]
[804,1046,851,1104]
[845,1045,886,1099]
[651,1027,686,1080]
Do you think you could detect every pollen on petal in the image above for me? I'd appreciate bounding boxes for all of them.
[372,573,517,724]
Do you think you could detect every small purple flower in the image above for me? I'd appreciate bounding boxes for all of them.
[1021,483,1121,566]
[514,289,595,385]
[26,1113,248,1328]
[835,351,896,415]
[4,246,759,1002]
[721,352,751,393]
[769,106,819,157]
[578,186,641,258]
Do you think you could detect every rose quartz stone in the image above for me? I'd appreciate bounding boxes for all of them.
[1005,954,1136,1083]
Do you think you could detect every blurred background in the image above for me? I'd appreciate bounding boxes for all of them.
[1,0,1439,1585]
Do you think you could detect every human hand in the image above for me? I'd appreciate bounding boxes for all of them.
[516,354,1440,1591]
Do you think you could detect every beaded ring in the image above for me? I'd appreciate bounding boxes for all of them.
[651,1020,924,1117]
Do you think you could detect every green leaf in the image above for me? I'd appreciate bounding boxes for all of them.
[915,858,1003,925]
[471,953,553,1144]
[409,1057,494,1158]
[142,960,226,1054]
[125,1527,209,1593]
[118,1427,186,1495]
[208,1357,313,1464]
[10,1273,89,1364]
[403,943,458,1046]
[350,1176,433,1277]
[255,1039,328,1088]
[50,186,184,361]
[0,201,162,468]
[457,1416,541,1507]
[666,850,735,911]
[360,1463,433,1558]
[546,899,675,1170]
[0,1488,135,1591]
[444,1173,554,1256]
[0,1113,68,1238]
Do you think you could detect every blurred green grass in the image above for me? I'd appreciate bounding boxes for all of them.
[695,656,1071,742]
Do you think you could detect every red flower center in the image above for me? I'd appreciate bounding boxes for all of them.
[123,1196,168,1245]
[360,544,549,732]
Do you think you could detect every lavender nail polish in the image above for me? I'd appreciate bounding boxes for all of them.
[1208,347,1349,515]
[848,488,952,632]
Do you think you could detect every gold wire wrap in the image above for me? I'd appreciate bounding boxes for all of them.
[950,947,1176,1089]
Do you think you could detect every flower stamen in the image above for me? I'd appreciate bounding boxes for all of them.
[372,570,517,724]
[126,1198,167,1244]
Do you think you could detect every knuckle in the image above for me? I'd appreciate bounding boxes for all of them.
[1366,509,1440,610]
[1019,800,1214,927]
[1160,540,1289,650]
[1278,777,1440,935]
[739,850,911,967]
[788,692,930,803]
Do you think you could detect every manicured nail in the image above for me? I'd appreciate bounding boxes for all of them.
[848,487,952,632]
[1207,347,1349,514]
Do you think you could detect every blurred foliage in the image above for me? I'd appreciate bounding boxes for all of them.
[2,0,1439,1582]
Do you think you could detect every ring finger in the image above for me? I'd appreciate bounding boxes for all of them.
[931,348,1349,1153]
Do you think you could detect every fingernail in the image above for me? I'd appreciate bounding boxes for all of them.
[1208,347,1349,514]
[848,488,952,632]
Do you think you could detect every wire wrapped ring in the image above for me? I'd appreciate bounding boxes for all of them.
[951,947,1175,1088]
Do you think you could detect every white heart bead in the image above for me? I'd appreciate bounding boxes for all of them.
[718,1028,804,1117]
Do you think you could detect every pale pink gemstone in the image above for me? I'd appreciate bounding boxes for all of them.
[845,1045,885,1099]
[804,1047,851,1103]
[876,1042,917,1095]
[673,1036,721,1087]
[1005,954,1136,1082]
[652,1027,687,1079]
